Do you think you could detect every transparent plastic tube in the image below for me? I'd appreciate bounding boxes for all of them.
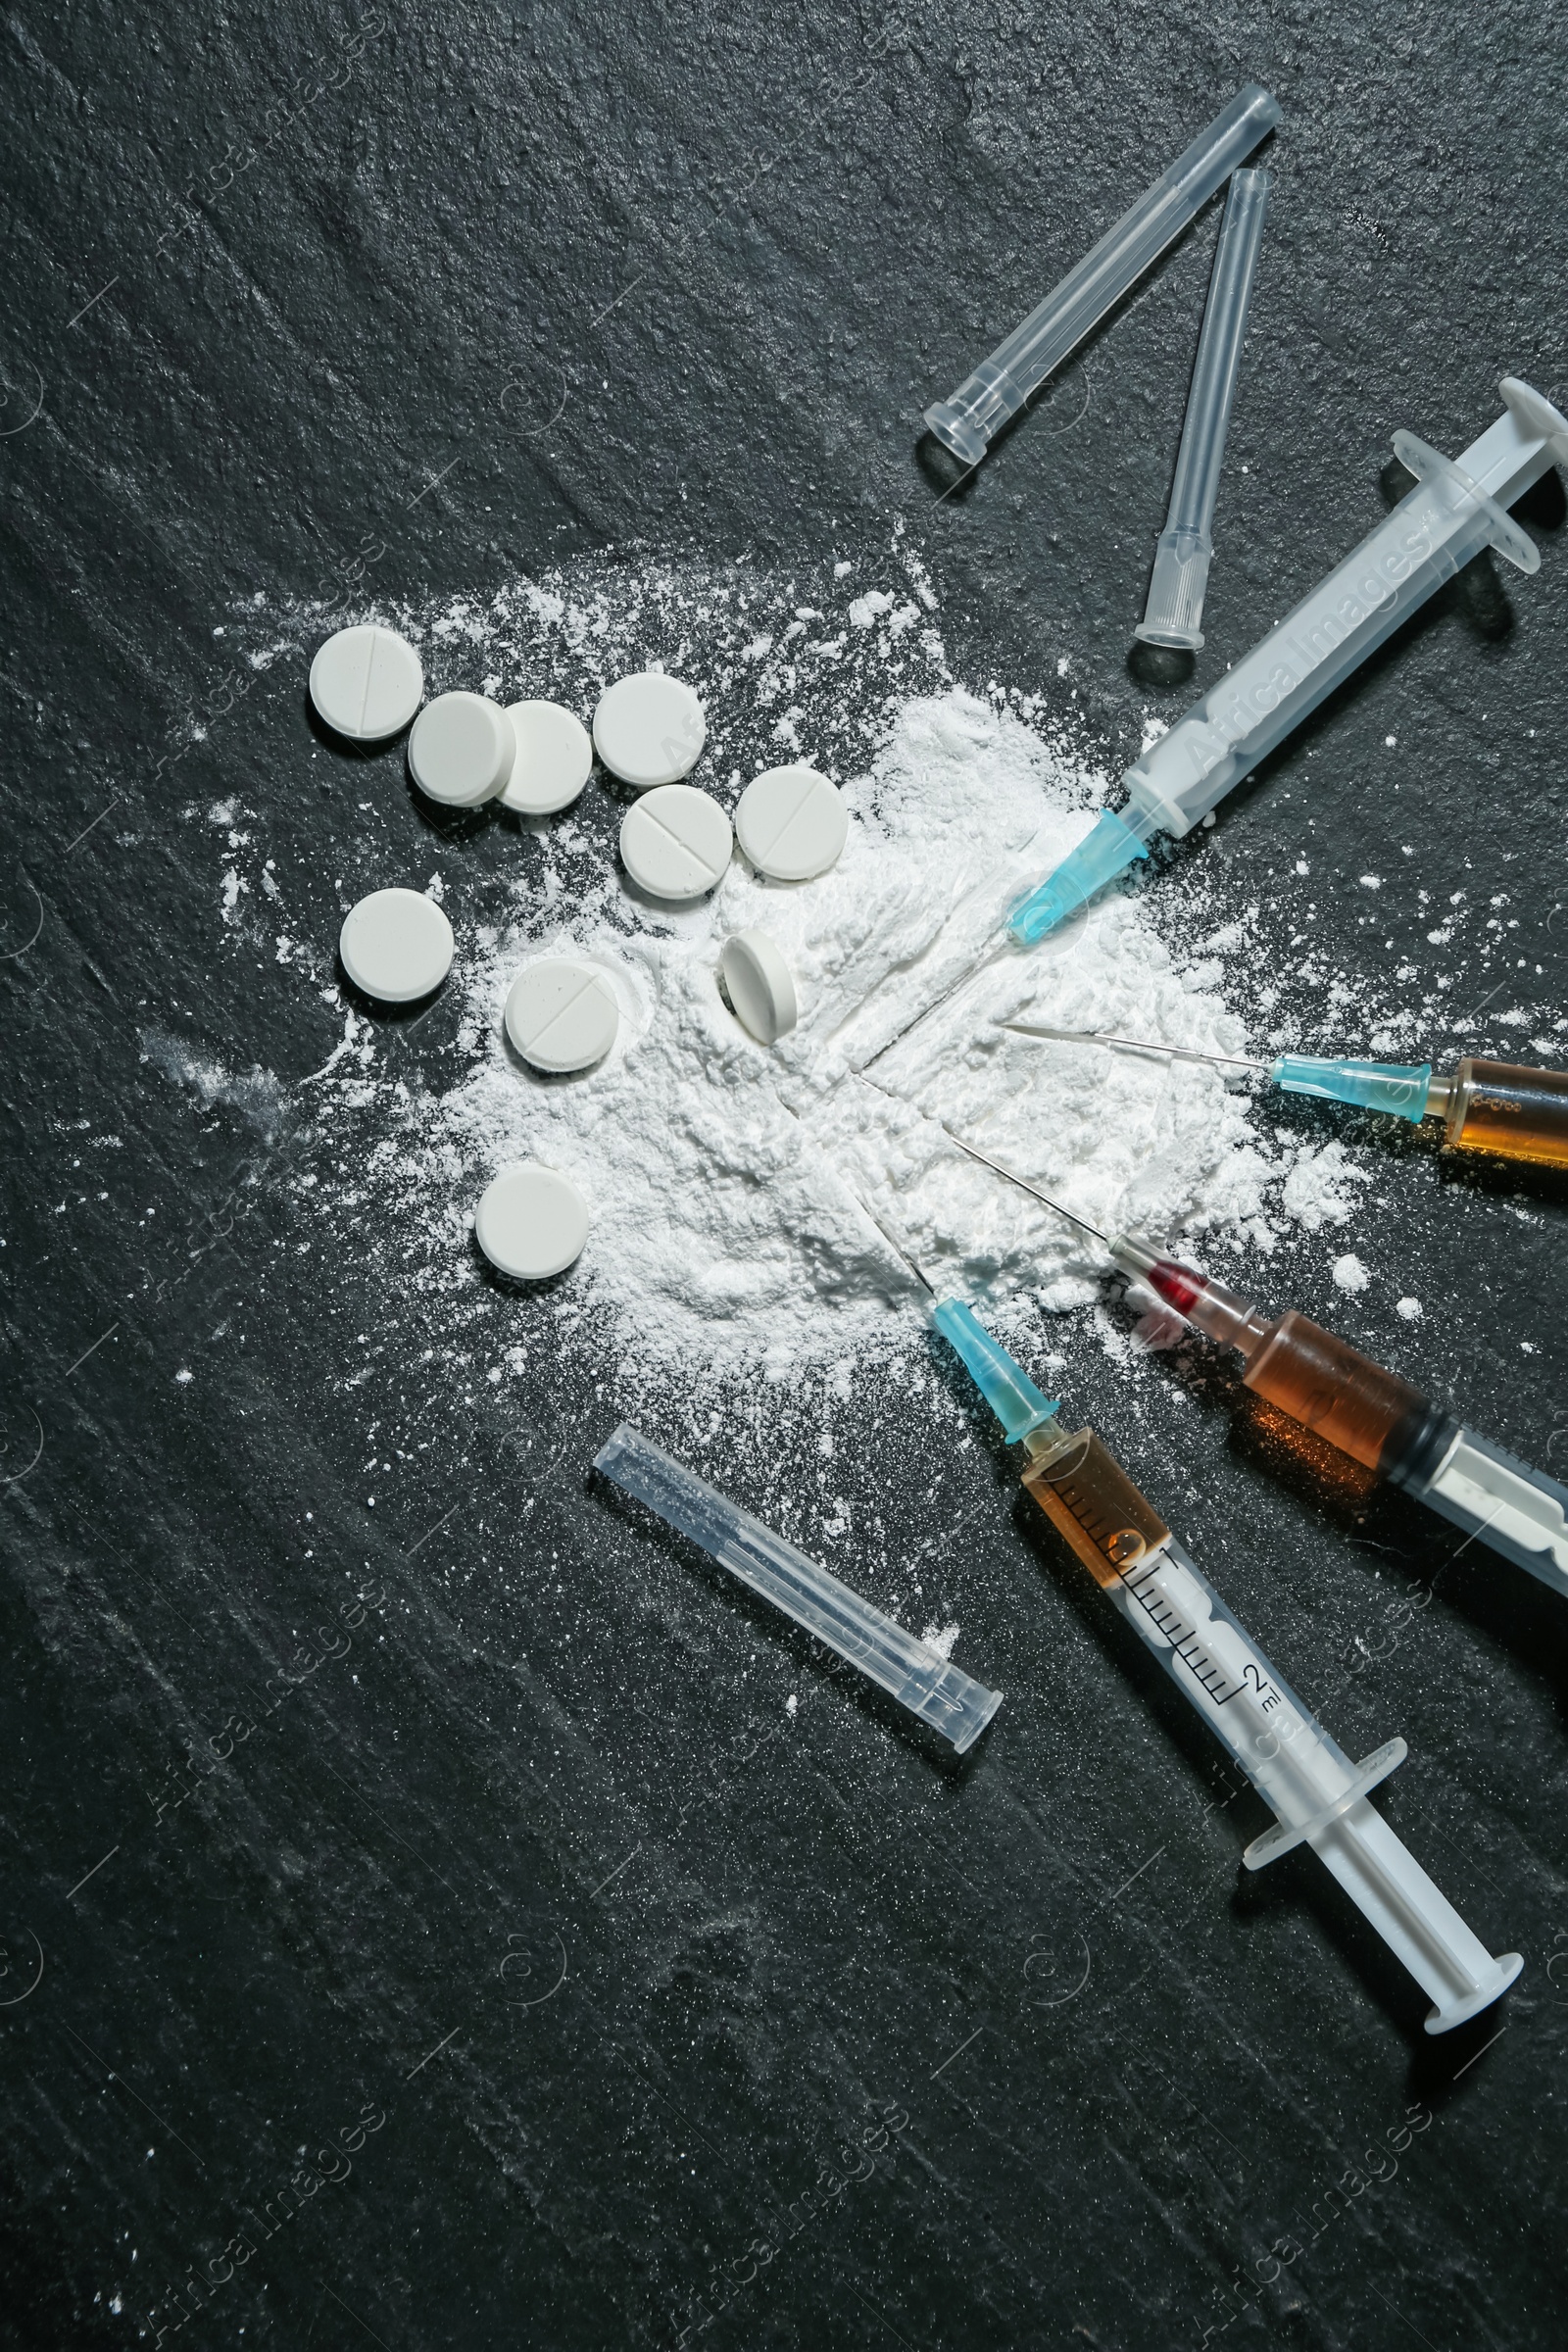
[924,85,1280,466]
[1010,377,1568,941]
[594,1423,1003,1750]
[1137,168,1271,650]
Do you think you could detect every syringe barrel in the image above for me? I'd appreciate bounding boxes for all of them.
[1137,168,1271,652]
[1116,1246,1436,1474]
[1109,1535,1362,1810]
[1243,1311,1433,1475]
[1438,1056,1568,1168]
[1024,1434,1369,1824]
[1022,1425,1172,1585]
[1123,379,1567,839]
[1126,478,1496,836]
[923,85,1280,466]
[594,1423,1004,1751]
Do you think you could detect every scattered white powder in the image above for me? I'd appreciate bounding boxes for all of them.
[1396,1297,1423,1320]
[922,1621,960,1660]
[848,590,895,629]
[1332,1252,1371,1293]
[1280,1142,1369,1232]
[216,544,1543,1404]
[140,1028,285,1138]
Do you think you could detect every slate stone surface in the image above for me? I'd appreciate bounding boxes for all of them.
[2,7,1565,2349]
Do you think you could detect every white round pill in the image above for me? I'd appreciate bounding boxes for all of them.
[720,930,798,1044]
[734,763,848,881]
[500,700,593,815]
[592,671,707,789]
[408,692,514,808]
[339,888,454,1004]
[504,957,619,1073]
[310,625,424,743]
[475,1162,589,1282]
[619,784,732,903]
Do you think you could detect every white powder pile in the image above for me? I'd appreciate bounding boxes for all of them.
[226,547,1390,1397]
[388,683,1290,1381]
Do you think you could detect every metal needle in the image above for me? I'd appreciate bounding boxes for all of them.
[856,1070,1111,1246]
[1001,1020,1270,1074]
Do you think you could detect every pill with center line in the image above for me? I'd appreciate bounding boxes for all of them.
[504,958,620,1072]
[734,763,847,881]
[619,784,732,902]
[310,624,424,742]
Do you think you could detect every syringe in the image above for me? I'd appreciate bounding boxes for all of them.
[1111,1240,1568,1601]
[1008,376,1568,943]
[923,85,1280,468]
[910,1109,1568,1601]
[929,1297,1522,2033]
[1004,1021,1568,1169]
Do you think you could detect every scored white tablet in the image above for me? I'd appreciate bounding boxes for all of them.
[474,1162,589,1281]
[408,692,514,807]
[310,625,424,742]
[619,784,732,903]
[734,763,848,881]
[504,958,619,1073]
[592,672,707,789]
[501,701,594,815]
[339,888,454,1004]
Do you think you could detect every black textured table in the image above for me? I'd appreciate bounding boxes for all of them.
[4,10,1566,2349]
